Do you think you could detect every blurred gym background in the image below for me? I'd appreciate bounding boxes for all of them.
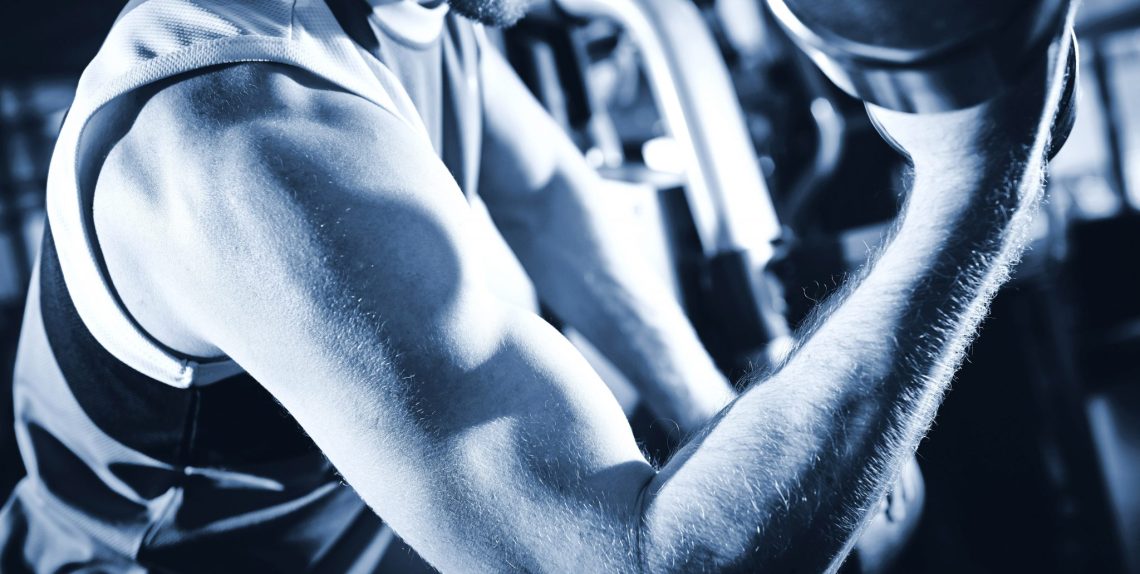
[2,1,1138,572]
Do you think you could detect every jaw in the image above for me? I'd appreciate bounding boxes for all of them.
[447,0,536,26]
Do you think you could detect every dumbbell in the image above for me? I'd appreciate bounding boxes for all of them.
[767,0,1078,158]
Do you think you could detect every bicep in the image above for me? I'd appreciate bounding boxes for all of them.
[164,87,652,571]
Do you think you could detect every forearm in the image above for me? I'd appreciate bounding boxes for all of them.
[500,171,735,431]
[558,265,735,433]
[474,30,1060,570]
[478,44,733,432]
[638,142,1046,571]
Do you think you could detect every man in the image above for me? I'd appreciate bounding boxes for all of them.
[0,0,1069,571]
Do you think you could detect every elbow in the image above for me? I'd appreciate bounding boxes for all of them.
[631,473,655,574]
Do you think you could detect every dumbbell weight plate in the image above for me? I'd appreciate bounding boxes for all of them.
[768,0,1072,114]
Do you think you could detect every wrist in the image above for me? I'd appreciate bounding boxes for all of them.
[871,30,1073,185]
[905,141,1044,224]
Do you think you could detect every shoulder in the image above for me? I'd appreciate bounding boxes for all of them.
[96,60,456,237]
[120,62,408,179]
[91,61,462,355]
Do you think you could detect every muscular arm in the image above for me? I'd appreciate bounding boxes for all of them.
[476,47,735,432]
[109,31,1067,571]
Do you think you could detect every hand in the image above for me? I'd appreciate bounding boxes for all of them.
[867,31,1075,174]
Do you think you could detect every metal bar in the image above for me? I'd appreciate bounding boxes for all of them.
[555,0,783,264]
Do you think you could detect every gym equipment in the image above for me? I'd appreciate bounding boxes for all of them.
[767,0,1079,158]
[553,0,794,366]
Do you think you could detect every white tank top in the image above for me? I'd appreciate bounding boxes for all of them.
[48,0,450,388]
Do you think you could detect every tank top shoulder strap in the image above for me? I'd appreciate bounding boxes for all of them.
[47,0,432,388]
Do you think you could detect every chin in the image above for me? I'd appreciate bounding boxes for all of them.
[447,0,535,26]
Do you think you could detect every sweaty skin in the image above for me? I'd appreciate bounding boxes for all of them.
[90,22,1072,574]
